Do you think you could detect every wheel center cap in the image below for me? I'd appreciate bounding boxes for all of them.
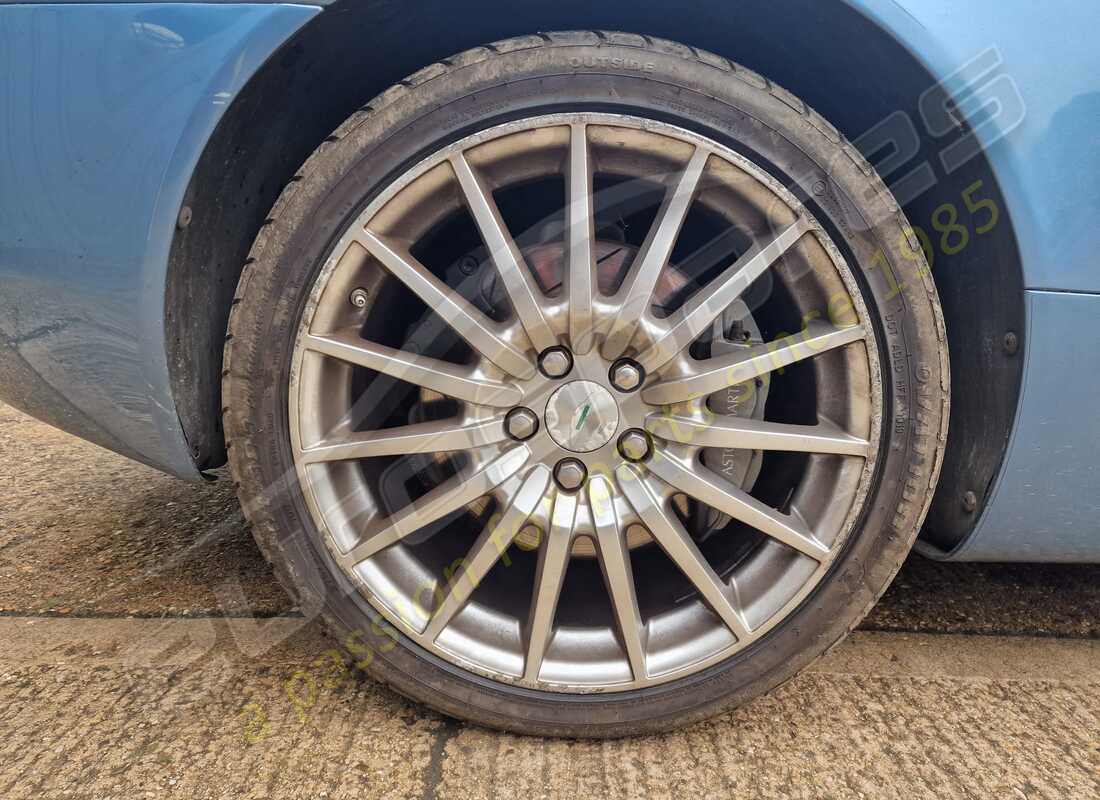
[544,380,620,453]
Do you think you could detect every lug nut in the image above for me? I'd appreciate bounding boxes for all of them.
[505,408,539,442]
[610,359,644,393]
[554,458,588,492]
[539,347,574,379]
[519,524,544,549]
[618,429,652,463]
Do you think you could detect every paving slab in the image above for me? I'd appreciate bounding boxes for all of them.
[0,618,1097,799]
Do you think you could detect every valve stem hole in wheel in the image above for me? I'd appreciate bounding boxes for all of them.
[224,33,948,737]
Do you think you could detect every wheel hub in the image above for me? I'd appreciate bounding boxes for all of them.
[544,380,620,453]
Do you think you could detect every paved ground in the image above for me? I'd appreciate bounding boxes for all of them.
[2,402,1099,798]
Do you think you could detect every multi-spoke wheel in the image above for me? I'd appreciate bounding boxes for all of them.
[224,32,948,737]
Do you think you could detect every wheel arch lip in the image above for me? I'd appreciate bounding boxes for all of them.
[5,0,1084,535]
[842,0,1100,559]
[148,4,322,476]
[143,0,1036,559]
[163,0,1100,562]
[0,3,320,478]
[176,0,1100,563]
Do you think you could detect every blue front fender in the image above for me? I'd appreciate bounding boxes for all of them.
[0,3,319,477]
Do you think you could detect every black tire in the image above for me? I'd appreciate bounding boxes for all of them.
[223,31,949,738]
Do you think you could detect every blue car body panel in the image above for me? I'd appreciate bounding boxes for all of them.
[845,0,1100,560]
[947,290,1100,563]
[0,3,319,476]
[0,1,1096,559]
[849,0,1100,294]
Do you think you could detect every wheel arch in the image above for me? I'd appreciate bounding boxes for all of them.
[165,0,1024,552]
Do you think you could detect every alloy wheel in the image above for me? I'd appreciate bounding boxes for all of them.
[289,113,882,691]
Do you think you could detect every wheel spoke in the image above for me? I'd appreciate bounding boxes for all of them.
[300,417,508,463]
[589,476,647,682]
[353,229,534,379]
[647,453,830,561]
[642,321,866,406]
[424,465,552,640]
[617,464,750,640]
[601,147,710,360]
[339,446,531,568]
[636,216,814,372]
[523,490,577,682]
[450,152,558,354]
[646,414,871,457]
[566,123,597,355]
[303,332,522,407]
